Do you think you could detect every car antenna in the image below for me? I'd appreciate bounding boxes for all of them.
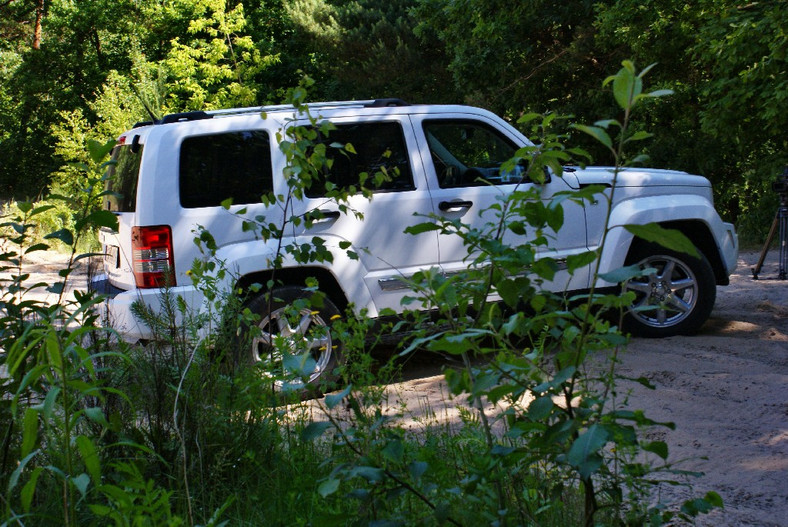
[130,84,160,122]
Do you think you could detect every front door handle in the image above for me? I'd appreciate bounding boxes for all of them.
[439,200,473,212]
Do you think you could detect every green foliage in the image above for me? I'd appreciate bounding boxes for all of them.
[164,0,279,110]
[286,0,453,101]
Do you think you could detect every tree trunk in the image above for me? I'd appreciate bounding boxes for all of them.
[33,0,44,49]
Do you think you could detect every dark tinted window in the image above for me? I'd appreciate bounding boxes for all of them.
[423,120,521,188]
[180,130,273,208]
[106,145,142,212]
[306,122,414,198]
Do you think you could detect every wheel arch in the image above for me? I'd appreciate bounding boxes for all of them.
[235,266,350,312]
[626,219,729,286]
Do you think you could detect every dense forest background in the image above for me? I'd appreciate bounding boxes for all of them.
[1,0,785,241]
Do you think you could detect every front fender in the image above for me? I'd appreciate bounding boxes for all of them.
[596,194,735,287]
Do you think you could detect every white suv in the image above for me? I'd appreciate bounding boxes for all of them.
[94,99,738,384]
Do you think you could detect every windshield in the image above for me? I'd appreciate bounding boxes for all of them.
[105,144,141,212]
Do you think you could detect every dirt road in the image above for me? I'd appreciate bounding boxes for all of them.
[377,251,788,526]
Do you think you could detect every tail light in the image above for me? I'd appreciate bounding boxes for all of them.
[132,225,175,288]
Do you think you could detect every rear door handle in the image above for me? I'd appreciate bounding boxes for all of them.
[439,200,473,212]
[305,209,341,223]
[318,210,341,219]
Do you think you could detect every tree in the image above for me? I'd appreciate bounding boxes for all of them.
[285,0,455,102]
[163,0,278,110]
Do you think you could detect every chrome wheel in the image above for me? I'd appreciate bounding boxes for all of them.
[624,254,700,330]
[243,287,342,392]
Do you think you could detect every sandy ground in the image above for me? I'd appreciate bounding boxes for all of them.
[351,251,788,526]
[5,249,787,525]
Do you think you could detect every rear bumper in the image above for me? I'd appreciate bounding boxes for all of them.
[90,275,205,342]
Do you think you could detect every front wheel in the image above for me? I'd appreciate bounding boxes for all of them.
[622,243,716,338]
[241,286,342,394]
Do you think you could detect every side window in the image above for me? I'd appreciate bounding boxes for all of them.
[180,130,273,208]
[423,120,521,188]
[305,121,415,198]
[106,145,142,212]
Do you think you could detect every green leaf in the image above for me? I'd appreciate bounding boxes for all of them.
[642,440,669,460]
[8,452,36,493]
[405,222,440,235]
[611,61,641,110]
[76,210,118,231]
[21,408,38,458]
[645,89,673,98]
[568,424,610,479]
[626,131,653,142]
[21,467,42,513]
[44,228,74,246]
[83,407,109,427]
[382,439,404,464]
[29,204,56,217]
[429,334,476,355]
[593,119,620,129]
[318,478,340,497]
[47,282,65,294]
[566,251,597,272]
[599,264,646,283]
[24,243,50,254]
[703,491,724,508]
[571,124,612,149]
[625,224,699,258]
[71,473,91,497]
[325,385,352,410]
[527,395,554,420]
[301,421,331,441]
[409,461,428,481]
[76,435,101,485]
[351,466,385,483]
[87,139,116,164]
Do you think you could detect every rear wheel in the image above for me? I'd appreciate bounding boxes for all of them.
[622,243,716,337]
[242,286,342,394]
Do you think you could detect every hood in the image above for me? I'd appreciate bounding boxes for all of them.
[567,166,711,188]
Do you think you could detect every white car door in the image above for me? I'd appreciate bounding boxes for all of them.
[289,115,440,313]
[410,113,591,293]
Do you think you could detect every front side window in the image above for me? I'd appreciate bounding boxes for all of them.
[423,120,522,188]
[180,130,273,208]
[106,144,142,212]
[305,121,415,198]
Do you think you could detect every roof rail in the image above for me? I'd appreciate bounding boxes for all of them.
[158,111,212,124]
[155,99,413,124]
[365,98,410,107]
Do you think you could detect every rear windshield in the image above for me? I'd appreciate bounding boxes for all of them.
[105,144,142,212]
[180,130,273,208]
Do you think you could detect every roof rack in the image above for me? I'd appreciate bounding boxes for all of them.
[159,111,212,124]
[154,99,412,125]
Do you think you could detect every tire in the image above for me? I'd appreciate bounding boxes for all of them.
[241,286,342,394]
[622,243,716,338]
